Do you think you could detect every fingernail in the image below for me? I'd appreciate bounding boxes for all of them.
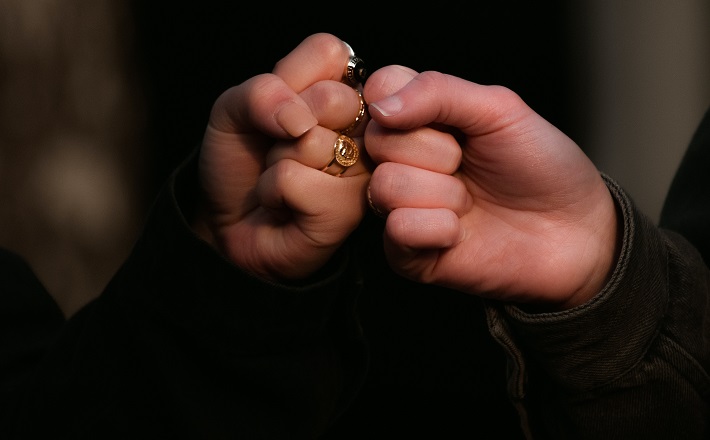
[276,101,318,137]
[370,95,403,117]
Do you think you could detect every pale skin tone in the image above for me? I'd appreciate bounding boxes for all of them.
[195,33,371,281]
[194,33,619,310]
[364,67,620,310]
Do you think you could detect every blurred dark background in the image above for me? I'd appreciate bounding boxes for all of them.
[132,2,577,191]
[1,1,708,315]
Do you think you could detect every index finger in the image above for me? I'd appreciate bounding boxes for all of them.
[272,33,360,92]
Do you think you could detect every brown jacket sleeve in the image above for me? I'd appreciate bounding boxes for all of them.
[487,108,710,439]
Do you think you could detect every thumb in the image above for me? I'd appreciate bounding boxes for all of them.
[367,69,528,137]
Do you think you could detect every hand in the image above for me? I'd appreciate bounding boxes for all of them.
[194,33,371,281]
[364,66,619,309]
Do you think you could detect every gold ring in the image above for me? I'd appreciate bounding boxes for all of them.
[321,134,360,176]
[343,55,367,86]
[339,89,367,135]
[366,186,388,218]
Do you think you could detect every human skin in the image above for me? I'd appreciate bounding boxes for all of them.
[194,33,370,281]
[364,66,620,310]
[194,31,619,311]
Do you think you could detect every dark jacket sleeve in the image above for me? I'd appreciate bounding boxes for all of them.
[486,111,710,439]
[6,150,367,439]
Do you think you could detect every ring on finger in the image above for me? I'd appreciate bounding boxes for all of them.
[344,55,367,86]
[339,89,367,135]
[366,185,388,218]
[342,42,367,86]
[321,134,360,177]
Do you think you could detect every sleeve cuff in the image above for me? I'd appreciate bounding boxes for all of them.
[98,148,361,354]
[487,174,669,392]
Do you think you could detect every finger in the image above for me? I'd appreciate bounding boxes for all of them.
[365,124,461,174]
[272,33,360,93]
[265,126,371,177]
[207,74,318,139]
[385,208,462,250]
[363,64,418,102]
[369,162,472,216]
[363,65,461,174]
[256,158,369,238]
[298,81,369,135]
[367,68,532,136]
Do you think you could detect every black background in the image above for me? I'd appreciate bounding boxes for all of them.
[130,2,576,196]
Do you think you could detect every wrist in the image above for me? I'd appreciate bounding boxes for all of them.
[560,184,623,310]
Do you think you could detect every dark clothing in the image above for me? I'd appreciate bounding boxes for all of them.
[2,110,710,438]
